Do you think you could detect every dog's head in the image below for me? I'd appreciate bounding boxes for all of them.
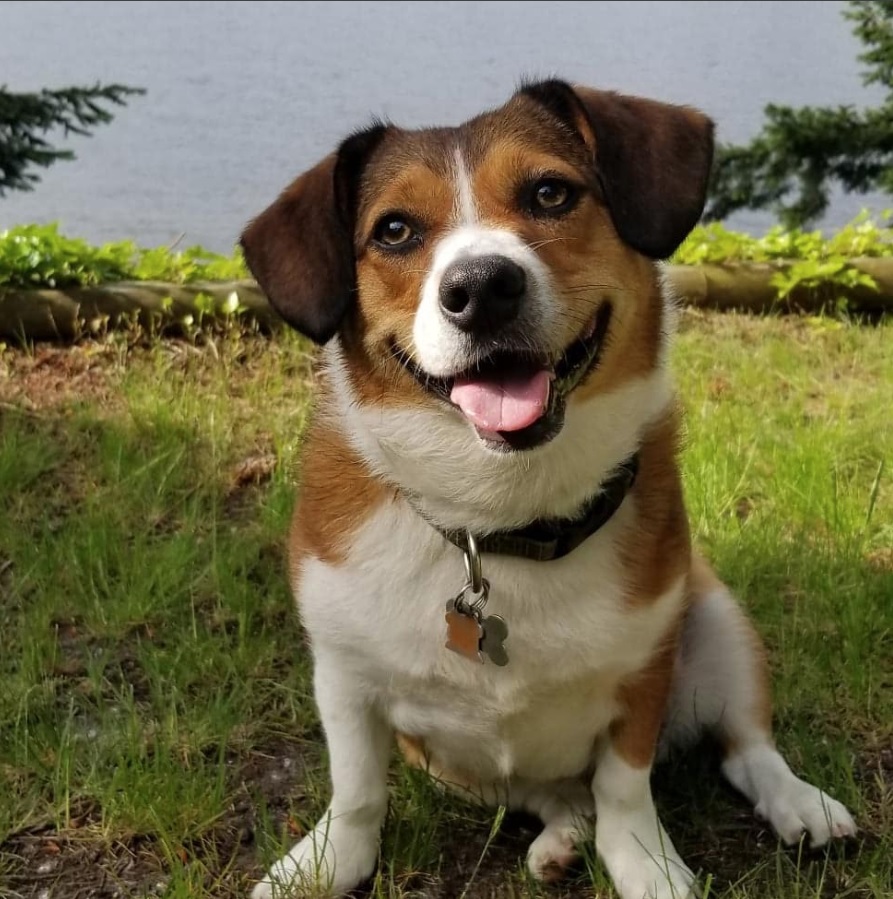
[241,80,713,455]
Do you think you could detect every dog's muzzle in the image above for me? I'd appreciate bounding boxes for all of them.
[393,302,613,452]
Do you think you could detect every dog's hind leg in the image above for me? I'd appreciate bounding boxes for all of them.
[514,777,594,882]
[665,554,857,848]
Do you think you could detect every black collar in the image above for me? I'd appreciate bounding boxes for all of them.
[423,454,639,562]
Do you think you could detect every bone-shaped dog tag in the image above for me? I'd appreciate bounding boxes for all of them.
[480,615,509,667]
[445,598,484,664]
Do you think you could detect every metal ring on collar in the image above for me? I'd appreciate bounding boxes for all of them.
[463,529,483,594]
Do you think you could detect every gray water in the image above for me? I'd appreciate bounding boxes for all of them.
[0,0,883,252]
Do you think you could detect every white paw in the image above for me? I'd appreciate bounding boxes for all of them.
[527,823,580,882]
[722,745,857,849]
[606,848,695,899]
[252,819,379,898]
[597,824,696,899]
[755,778,857,848]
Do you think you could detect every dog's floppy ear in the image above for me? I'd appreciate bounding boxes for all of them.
[522,80,714,259]
[240,125,387,343]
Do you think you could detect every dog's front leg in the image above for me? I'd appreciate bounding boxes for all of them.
[253,656,391,898]
[592,641,695,899]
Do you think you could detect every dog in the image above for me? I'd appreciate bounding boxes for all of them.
[241,79,856,899]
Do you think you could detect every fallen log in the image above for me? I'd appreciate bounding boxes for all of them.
[1,259,891,342]
[0,280,279,342]
[666,258,893,314]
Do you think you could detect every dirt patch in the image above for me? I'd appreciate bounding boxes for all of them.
[223,450,279,522]
[865,546,893,573]
[874,746,893,784]
[0,344,125,413]
[420,816,549,899]
[46,616,154,705]
[3,824,166,899]
[229,453,277,493]
[855,742,893,810]
[1,740,311,899]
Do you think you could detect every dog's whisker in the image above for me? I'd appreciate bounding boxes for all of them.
[527,236,579,251]
[561,283,630,294]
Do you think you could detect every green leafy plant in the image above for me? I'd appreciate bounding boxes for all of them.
[0,223,247,288]
[131,244,247,283]
[771,257,877,303]
[0,223,134,287]
[674,212,893,308]
[674,211,893,264]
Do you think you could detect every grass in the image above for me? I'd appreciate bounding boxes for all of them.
[0,310,890,898]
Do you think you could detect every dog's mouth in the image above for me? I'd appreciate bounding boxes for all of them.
[392,303,612,451]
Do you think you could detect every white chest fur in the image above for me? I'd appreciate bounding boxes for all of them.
[298,498,685,783]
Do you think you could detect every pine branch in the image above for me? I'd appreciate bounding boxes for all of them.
[0,83,144,196]
[706,1,893,227]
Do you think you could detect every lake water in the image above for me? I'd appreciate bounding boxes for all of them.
[0,0,883,252]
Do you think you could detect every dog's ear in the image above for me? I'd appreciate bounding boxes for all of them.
[240,125,387,343]
[521,80,714,259]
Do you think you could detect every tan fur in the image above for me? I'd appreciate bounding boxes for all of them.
[289,406,393,567]
[611,636,680,769]
[620,408,692,607]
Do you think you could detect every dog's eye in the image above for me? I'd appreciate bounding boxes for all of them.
[372,215,419,250]
[530,178,576,215]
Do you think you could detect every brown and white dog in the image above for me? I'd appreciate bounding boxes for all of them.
[242,80,856,899]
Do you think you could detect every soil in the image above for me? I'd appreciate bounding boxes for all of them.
[0,343,124,413]
[2,739,306,899]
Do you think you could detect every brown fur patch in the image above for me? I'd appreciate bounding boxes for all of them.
[289,400,394,567]
[619,406,692,607]
[341,158,455,411]
[607,409,693,767]
[611,632,679,769]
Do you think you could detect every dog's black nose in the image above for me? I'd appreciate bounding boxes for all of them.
[439,255,526,332]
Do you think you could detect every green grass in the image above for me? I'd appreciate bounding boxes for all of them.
[0,311,890,898]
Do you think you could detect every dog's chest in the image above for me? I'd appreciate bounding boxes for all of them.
[298,501,681,781]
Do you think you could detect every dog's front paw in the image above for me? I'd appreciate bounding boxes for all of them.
[252,818,379,898]
[597,821,696,899]
[606,850,695,899]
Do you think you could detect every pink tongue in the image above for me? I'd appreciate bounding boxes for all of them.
[449,370,551,432]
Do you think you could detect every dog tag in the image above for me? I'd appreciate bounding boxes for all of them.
[445,598,484,663]
[480,615,509,666]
